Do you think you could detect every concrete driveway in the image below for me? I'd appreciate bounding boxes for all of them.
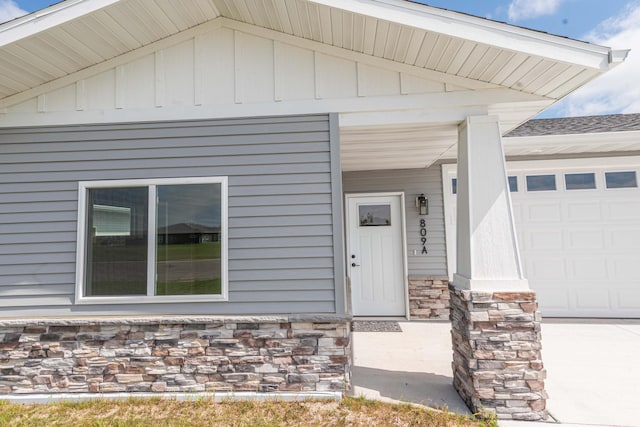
[351,320,640,427]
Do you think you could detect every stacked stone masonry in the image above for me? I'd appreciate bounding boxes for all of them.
[409,277,450,320]
[449,285,548,421]
[0,316,351,395]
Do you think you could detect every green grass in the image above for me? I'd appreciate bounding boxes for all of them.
[91,242,221,262]
[156,242,220,261]
[87,241,222,296]
[86,279,222,296]
[87,280,147,296]
[0,397,493,427]
[156,278,222,296]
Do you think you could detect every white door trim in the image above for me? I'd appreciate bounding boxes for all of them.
[442,164,457,281]
[345,192,409,319]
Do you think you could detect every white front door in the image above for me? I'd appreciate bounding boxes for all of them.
[347,194,406,316]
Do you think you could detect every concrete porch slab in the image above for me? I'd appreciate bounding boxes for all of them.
[350,321,470,415]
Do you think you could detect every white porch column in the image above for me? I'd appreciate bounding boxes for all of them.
[450,115,548,421]
[454,115,527,291]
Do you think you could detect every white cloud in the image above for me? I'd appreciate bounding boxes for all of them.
[0,0,27,24]
[547,1,640,117]
[508,0,563,21]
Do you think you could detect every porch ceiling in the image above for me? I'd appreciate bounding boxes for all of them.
[342,122,640,171]
[0,0,626,105]
[340,122,458,171]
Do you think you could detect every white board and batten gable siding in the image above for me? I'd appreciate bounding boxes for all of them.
[1,22,469,125]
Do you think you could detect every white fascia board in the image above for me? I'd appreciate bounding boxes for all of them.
[505,155,640,171]
[339,100,553,129]
[0,87,545,128]
[308,0,618,70]
[0,0,123,47]
[505,130,640,148]
[339,107,487,128]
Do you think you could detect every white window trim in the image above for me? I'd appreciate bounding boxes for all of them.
[75,176,228,305]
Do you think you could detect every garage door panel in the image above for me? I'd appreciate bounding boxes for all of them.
[570,258,608,280]
[566,201,602,222]
[566,229,604,250]
[574,289,611,310]
[610,229,640,249]
[606,200,640,221]
[616,290,640,310]
[527,230,563,251]
[611,258,640,281]
[526,203,562,222]
[535,288,570,310]
[525,258,566,280]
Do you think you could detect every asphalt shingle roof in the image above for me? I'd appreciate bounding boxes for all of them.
[506,114,640,137]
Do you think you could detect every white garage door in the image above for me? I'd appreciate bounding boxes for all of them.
[443,157,640,318]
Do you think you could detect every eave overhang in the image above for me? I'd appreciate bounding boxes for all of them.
[0,0,627,108]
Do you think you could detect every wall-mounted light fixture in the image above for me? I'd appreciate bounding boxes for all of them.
[416,193,428,215]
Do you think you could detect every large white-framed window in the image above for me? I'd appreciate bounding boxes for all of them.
[75,176,228,304]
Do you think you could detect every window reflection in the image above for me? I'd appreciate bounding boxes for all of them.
[605,171,637,189]
[526,175,556,192]
[359,204,391,226]
[565,173,596,190]
[86,187,148,296]
[156,183,222,295]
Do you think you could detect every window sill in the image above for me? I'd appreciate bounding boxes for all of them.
[74,294,228,305]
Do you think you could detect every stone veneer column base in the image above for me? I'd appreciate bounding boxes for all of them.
[408,277,450,320]
[449,285,548,421]
[0,315,351,396]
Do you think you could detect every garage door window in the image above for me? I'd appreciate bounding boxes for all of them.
[526,175,556,192]
[605,171,637,189]
[565,173,596,190]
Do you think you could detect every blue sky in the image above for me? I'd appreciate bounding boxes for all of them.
[1,0,639,118]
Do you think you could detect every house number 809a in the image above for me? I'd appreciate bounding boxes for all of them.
[419,219,428,254]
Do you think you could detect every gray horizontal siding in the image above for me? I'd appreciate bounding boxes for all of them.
[342,165,447,277]
[0,114,338,316]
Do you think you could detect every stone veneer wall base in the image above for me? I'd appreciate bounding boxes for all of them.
[408,277,450,320]
[449,285,548,421]
[0,315,351,396]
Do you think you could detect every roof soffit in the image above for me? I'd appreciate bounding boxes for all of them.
[0,16,550,112]
[0,0,623,106]
[311,0,615,70]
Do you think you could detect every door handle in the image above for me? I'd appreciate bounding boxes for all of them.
[351,263,360,267]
